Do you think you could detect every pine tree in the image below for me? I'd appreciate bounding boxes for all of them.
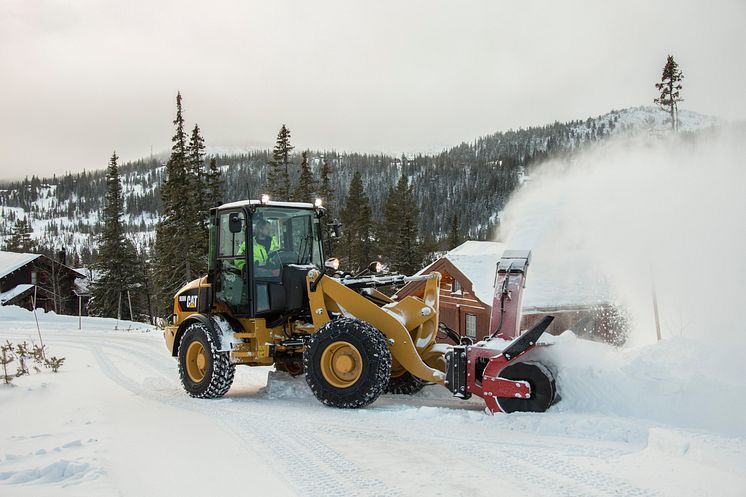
[390,175,422,275]
[292,151,317,202]
[267,124,294,200]
[154,92,196,316]
[206,157,223,207]
[340,172,373,272]
[4,218,36,253]
[378,182,401,264]
[447,213,462,250]
[89,152,141,319]
[187,123,208,272]
[654,55,684,131]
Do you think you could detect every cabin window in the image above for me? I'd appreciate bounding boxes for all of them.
[452,279,462,294]
[465,313,477,338]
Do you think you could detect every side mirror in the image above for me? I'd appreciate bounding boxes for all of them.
[229,213,243,233]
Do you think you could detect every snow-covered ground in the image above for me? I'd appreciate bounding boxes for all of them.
[1,305,745,497]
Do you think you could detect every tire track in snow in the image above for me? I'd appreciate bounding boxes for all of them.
[54,337,652,496]
[89,344,399,497]
[301,414,655,497]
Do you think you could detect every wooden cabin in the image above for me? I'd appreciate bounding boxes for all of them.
[0,251,86,315]
[396,241,626,344]
[396,241,503,341]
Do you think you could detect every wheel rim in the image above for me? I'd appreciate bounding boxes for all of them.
[185,341,208,383]
[320,341,363,388]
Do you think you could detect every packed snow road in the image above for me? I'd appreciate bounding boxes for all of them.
[1,307,744,497]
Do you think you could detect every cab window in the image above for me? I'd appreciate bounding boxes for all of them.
[219,211,245,257]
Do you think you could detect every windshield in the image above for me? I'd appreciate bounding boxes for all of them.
[253,206,323,268]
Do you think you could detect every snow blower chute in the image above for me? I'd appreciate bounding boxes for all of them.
[443,250,557,413]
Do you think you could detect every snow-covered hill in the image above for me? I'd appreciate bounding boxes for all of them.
[1,304,744,497]
[0,106,722,262]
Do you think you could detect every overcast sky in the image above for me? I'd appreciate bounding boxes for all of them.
[1,0,744,179]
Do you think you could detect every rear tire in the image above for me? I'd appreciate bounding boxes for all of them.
[495,361,556,413]
[385,371,426,395]
[304,318,391,408]
[177,322,235,399]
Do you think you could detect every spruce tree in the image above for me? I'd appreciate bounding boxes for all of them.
[447,213,462,250]
[390,175,422,275]
[206,157,223,207]
[89,152,141,319]
[154,92,196,316]
[267,124,294,200]
[292,151,317,202]
[340,172,373,272]
[4,218,36,253]
[378,181,402,263]
[654,55,684,131]
[187,123,208,272]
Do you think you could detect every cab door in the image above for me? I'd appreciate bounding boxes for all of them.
[215,209,252,315]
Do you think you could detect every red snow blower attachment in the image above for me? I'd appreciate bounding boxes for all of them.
[444,250,558,413]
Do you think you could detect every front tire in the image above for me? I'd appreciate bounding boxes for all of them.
[304,318,391,408]
[177,322,235,399]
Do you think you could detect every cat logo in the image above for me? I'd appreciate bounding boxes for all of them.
[186,295,198,309]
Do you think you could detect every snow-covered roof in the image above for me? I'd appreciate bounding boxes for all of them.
[409,241,610,309]
[219,200,317,210]
[0,283,34,304]
[0,251,42,280]
[444,241,505,304]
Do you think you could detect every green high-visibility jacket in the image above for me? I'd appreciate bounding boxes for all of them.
[252,235,280,264]
[234,236,280,270]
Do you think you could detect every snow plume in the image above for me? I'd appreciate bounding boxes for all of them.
[500,128,746,346]
[499,128,746,436]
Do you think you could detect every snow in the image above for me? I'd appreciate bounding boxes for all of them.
[0,283,34,304]
[2,304,745,496]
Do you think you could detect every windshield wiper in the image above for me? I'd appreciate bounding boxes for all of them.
[297,234,312,265]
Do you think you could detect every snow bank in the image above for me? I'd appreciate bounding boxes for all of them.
[0,459,102,485]
[538,332,746,438]
[0,305,155,333]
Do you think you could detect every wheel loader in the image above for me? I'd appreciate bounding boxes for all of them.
[163,198,558,413]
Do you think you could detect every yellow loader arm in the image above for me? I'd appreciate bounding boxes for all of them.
[305,270,446,384]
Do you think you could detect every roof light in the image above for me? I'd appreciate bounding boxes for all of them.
[314,198,323,208]
[260,194,270,204]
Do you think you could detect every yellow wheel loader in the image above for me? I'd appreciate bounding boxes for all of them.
[164,199,558,413]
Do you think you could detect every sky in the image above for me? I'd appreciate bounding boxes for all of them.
[1,0,744,179]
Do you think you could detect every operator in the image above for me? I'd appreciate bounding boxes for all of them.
[252,219,280,264]
[234,219,279,270]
